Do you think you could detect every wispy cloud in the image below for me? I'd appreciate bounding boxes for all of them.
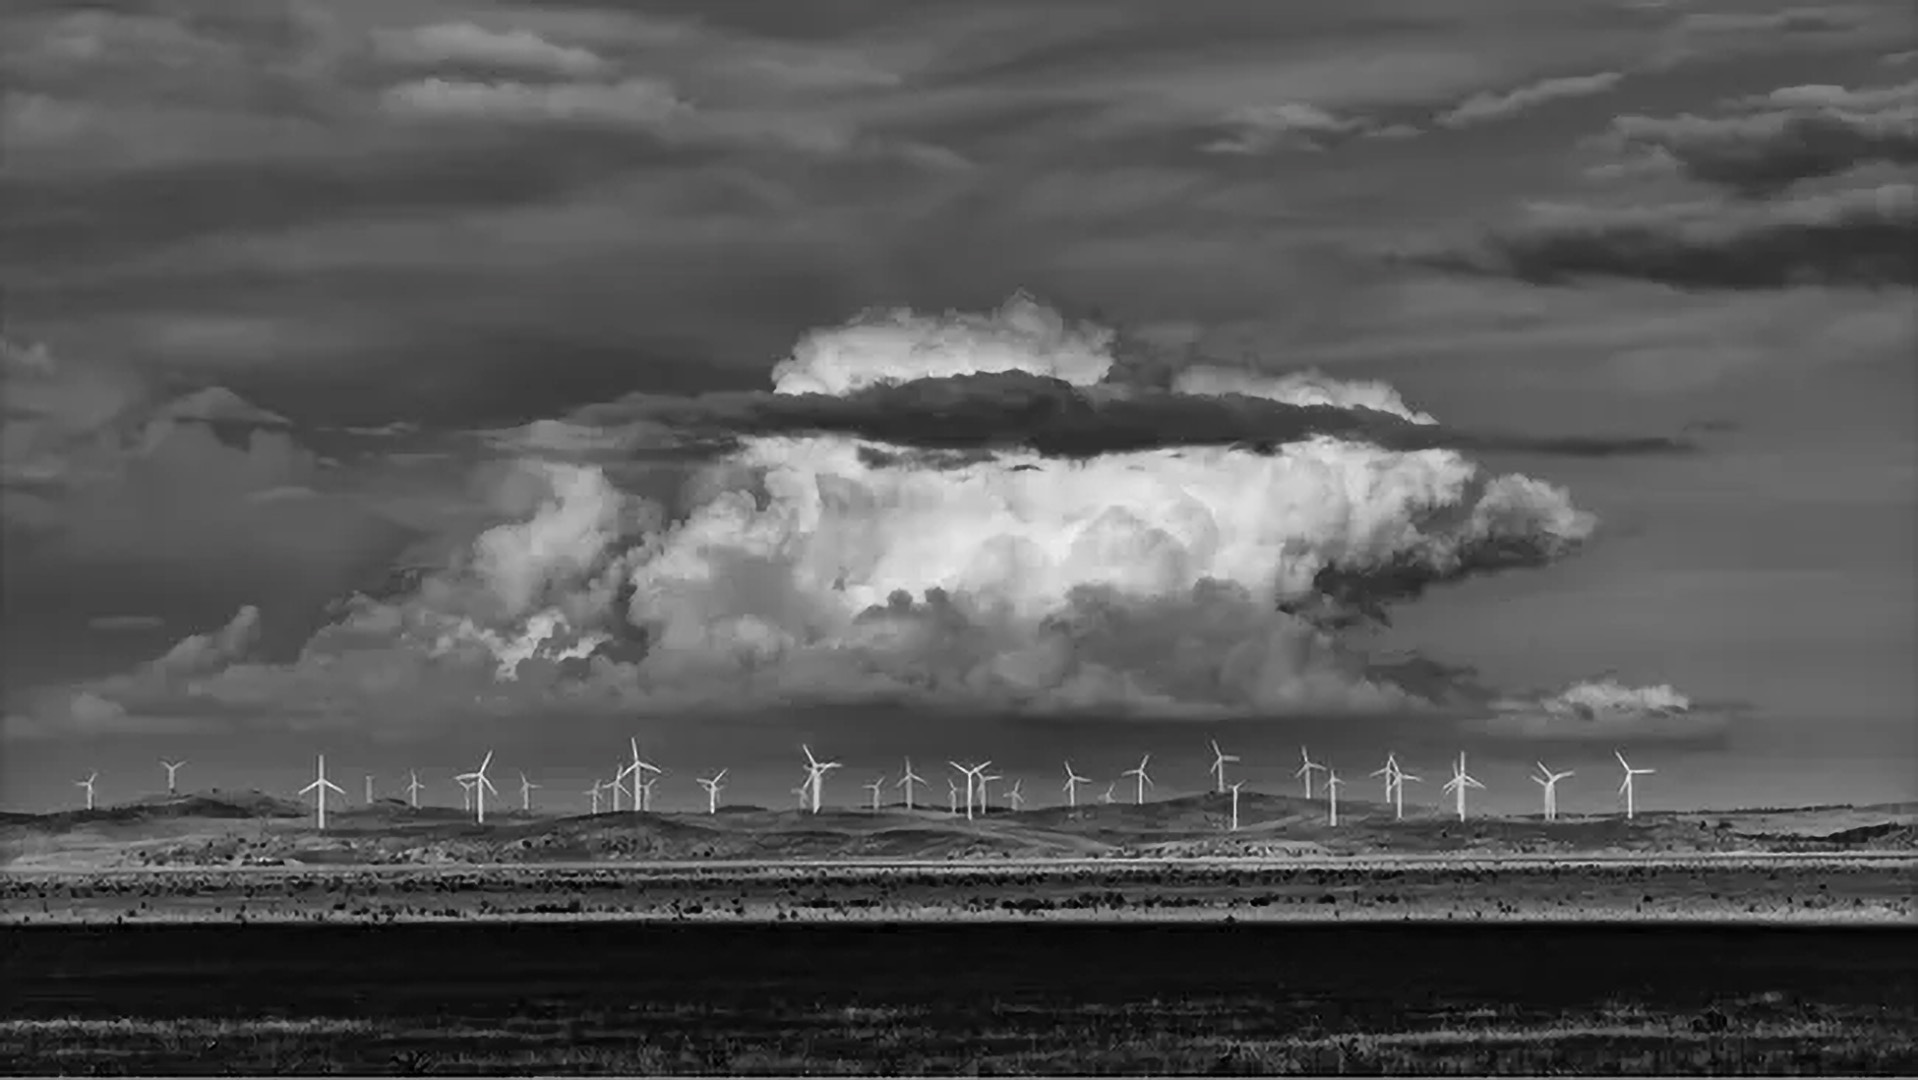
[1436,71,1625,128]
[1411,181,1917,289]
[373,22,610,78]
[1600,79,1918,195]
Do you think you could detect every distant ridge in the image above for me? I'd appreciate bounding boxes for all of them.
[2,790,1912,869]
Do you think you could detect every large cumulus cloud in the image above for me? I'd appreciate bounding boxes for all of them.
[32,297,1704,734]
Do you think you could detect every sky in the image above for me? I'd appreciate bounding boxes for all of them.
[3,0,1914,817]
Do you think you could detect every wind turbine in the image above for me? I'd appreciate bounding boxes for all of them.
[1370,752,1421,821]
[585,779,605,815]
[896,759,926,810]
[518,771,541,812]
[1370,753,1400,804]
[946,777,960,814]
[405,770,424,809]
[1062,761,1090,807]
[801,744,840,814]
[457,777,475,812]
[455,751,498,825]
[1295,746,1327,799]
[1393,765,1423,820]
[1123,754,1154,805]
[1441,752,1484,822]
[977,770,1001,815]
[1616,749,1654,820]
[638,774,660,813]
[950,761,989,821]
[607,769,629,813]
[790,781,809,810]
[75,772,98,812]
[1005,778,1025,812]
[1533,761,1574,821]
[625,738,661,813]
[697,769,728,815]
[159,758,185,796]
[864,776,885,812]
[1100,781,1116,805]
[364,774,375,805]
[1208,739,1240,794]
[300,754,344,830]
[1326,769,1346,827]
[1228,780,1245,832]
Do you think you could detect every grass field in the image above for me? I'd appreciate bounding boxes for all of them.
[4,856,1911,926]
[5,924,1912,1074]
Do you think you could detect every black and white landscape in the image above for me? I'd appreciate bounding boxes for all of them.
[3,0,1914,1074]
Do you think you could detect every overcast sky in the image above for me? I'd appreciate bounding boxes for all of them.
[3,0,1914,815]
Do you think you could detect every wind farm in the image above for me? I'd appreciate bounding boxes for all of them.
[9,739,1914,1077]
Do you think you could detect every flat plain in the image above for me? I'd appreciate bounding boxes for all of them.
[5,923,1914,1074]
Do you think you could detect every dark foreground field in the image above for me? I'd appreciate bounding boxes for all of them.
[4,924,1913,1075]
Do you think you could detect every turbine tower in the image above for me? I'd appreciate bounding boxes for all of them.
[1228,780,1245,832]
[1615,749,1655,820]
[518,771,541,812]
[1441,752,1484,822]
[159,758,186,796]
[1533,761,1574,821]
[455,751,498,825]
[75,771,98,812]
[1208,739,1240,794]
[697,769,728,815]
[1062,761,1090,807]
[1005,778,1025,811]
[864,776,885,812]
[896,759,926,810]
[300,754,344,830]
[1295,745,1327,799]
[1326,769,1346,827]
[585,779,604,815]
[1123,754,1154,805]
[405,770,424,809]
[801,744,841,814]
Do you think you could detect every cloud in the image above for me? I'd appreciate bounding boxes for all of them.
[36,297,1649,733]
[1202,102,1380,153]
[1674,6,1866,34]
[1603,79,1918,194]
[1472,678,1737,741]
[373,22,608,78]
[1436,71,1625,129]
[1412,181,1918,288]
[380,76,690,129]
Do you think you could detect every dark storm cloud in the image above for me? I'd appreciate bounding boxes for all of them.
[1603,81,1918,196]
[487,371,1696,462]
[1412,182,1917,289]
